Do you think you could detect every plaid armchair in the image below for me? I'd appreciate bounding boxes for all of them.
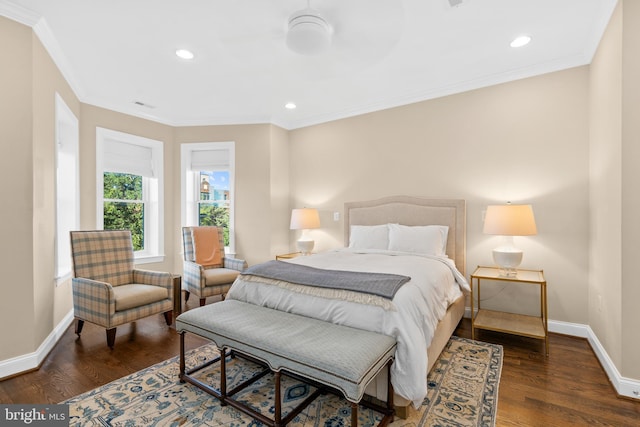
[182,226,247,306]
[70,230,173,348]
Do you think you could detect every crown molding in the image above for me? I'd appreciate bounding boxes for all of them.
[31,18,87,100]
[582,0,618,62]
[0,0,39,26]
[0,0,618,132]
[1,1,87,100]
[281,52,592,130]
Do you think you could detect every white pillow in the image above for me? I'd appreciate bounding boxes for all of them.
[348,224,389,250]
[387,223,449,256]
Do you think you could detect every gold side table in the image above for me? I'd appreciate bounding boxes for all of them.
[470,266,548,356]
[275,252,303,260]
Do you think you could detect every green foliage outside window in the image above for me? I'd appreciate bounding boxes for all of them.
[103,172,144,250]
[199,204,230,246]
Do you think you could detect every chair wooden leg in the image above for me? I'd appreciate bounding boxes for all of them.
[199,298,206,306]
[75,319,84,336]
[163,310,173,325]
[106,328,117,349]
[184,291,190,302]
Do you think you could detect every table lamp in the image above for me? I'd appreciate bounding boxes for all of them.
[290,208,320,255]
[483,203,537,276]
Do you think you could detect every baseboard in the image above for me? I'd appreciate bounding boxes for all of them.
[524,318,640,400]
[0,310,74,380]
[577,323,640,400]
[464,309,639,400]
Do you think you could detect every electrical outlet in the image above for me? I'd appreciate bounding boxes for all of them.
[333,211,340,221]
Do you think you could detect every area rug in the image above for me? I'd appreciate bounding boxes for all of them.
[64,336,502,426]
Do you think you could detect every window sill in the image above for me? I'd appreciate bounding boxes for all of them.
[134,254,165,265]
[55,272,72,287]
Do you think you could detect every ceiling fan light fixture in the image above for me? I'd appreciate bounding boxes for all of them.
[175,49,195,60]
[286,8,332,55]
[510,35,532,48]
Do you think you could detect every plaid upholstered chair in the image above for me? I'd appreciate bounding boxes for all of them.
[70,230,173,348]
[182,226,247,306]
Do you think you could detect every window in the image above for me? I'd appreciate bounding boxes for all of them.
[96,128,164,263]
[55,94,79,283]
[181,142,235,254]
[103,172,145,250]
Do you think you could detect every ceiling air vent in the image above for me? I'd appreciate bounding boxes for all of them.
[133,100,156,109]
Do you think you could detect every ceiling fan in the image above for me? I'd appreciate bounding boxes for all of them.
[214,0,405,77]
[285,1,333,55]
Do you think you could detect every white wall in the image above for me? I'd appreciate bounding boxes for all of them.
[289,67,590,324]
[589,0,623,374]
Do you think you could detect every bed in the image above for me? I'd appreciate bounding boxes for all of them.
[226,195,468,414]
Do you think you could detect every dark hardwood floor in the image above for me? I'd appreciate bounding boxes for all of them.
[455,319,640,426]
[1,299,639,426]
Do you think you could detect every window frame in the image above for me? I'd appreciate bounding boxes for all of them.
[54,93,79,285]
[181,141,236,255]
[96,128,164,264]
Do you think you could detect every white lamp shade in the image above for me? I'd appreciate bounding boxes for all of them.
[290,208,320,255]
[290,208,320,230]
[484,204,537,276]
[483,204,537,236]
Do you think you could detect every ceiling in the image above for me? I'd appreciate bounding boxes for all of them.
[2,0,617,130]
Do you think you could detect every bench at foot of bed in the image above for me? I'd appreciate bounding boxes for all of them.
[176,299,397,427]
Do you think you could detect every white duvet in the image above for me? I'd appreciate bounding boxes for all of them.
[225,248,469,407]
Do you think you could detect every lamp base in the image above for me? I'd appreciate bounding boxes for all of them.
[492,247,523,277]
[296,239,315,255]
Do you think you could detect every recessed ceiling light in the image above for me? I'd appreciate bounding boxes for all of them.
[175,49,195,60]
[285,102,297,110]
[510,35,532,48]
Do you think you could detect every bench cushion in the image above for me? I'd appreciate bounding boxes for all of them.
[176,300,396,403]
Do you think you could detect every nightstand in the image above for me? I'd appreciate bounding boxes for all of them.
[275,252,303,260]
[470,266,548,356]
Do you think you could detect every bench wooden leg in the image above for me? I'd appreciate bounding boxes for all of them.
[351,402,358,427]
[179,332,186,383]
[274,371,282,426]
[387,360,394,411]
[220,346,227,406]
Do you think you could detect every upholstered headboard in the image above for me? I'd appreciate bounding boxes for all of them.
[344,196,466,275]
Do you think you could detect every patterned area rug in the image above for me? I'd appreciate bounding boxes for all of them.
[65,336,502,426]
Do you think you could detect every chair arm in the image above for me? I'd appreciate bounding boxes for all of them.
[183,260,206,294]
[72,278,116,324]
[224,257,248,272]
[132,269,172,293]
